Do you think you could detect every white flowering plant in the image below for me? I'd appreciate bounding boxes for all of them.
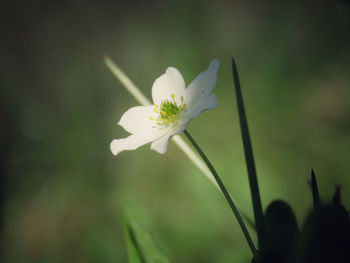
[106,57,350,263]
[110,60,219,156]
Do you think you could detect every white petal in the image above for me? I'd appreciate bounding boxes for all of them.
[151,135,171,154]
[118,105,158,134]
[150,125,186,154]
[152,67,186,105]
[185,94,218,121]
[110,128,168,156]
[184,59,219,106]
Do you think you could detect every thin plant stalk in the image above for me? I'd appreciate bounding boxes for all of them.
[184,129,258,256]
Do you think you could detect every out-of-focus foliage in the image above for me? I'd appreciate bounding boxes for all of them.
[1,1,350,262]
[123,217,171,263]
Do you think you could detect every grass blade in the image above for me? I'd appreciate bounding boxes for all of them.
[123,218,146,263]
[231,58,265,247]
[309,169,320,207]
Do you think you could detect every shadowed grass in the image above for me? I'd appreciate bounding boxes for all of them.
[309,169,320,208]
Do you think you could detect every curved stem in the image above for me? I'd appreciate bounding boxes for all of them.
[184,129,258,256]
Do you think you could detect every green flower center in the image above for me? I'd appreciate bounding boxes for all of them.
[149,94,186,126]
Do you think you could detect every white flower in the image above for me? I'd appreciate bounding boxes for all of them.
[110,59,220,156]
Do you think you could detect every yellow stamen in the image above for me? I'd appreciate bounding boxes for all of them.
[155,105,159,108]
[161,111,167,117]
[156,122,162,125]
[171,94,175,99]
[153,108,158,113]
[163,120,169,124]
[149,117,154,120]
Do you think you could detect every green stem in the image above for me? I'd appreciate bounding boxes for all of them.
[231,58,265,247]
[183,129,258,256]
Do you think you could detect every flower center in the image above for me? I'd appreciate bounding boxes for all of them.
[149,94,186,126]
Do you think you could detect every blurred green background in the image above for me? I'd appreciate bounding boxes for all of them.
[1,0,350,262]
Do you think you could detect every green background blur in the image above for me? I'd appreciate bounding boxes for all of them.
[1,1,350,262]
